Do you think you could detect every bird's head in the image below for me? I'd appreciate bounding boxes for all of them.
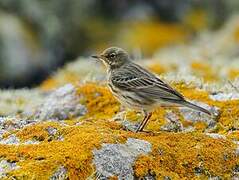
[91,47,129,69]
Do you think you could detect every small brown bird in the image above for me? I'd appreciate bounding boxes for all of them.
[92,47,212,132]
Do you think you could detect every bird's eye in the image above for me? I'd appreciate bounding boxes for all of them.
[109,53,116,58]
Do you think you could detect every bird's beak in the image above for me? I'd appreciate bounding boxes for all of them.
[91,55,105,62]
[91,55,99,59]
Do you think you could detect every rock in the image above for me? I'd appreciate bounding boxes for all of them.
[0,134,20,145]
[46,127,64,141]
[205,133,226,140]
[209,92,239,101]
[35,84,87,121]
[160,112,183,132]
[23,139,40,145]
[179,101,218,127]
[120,120,139,132]
[50,166,68,180]
[0,160,19,178]
[0,117,36,132]
[93,138,152,179]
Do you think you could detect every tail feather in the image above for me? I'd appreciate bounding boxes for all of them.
[181,100,212,116]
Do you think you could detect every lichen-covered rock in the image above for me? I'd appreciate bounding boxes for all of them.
[35,84,87,120]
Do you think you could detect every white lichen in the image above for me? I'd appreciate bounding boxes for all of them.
[35,84,87,121]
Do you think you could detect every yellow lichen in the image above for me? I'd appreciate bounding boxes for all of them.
[234,25,239,42]
[1,120,128,179]
[191,62,218,82]
[120,21,188,55]
[228,69,239,80]
[134,133,238,179]
[77,83,120,119]
[41,72,80,91]
[147,63,167,75]
[194,122,208,132]
[16,121,62,142]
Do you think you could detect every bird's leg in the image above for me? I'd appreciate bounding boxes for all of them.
[136,110,152,132]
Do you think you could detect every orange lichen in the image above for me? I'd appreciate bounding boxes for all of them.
[228,69,239,80]
[76,83,120,119]
[227,131,239,141]
[16,121,62,142]
[1,120,129,179]
[121,21,188,55]
[146,108,167,132]
[191,62,218,82]
[2,120,237,179]
[173,82,211,103]
[41,72,80,91]
[125,111,142,122]
[134,133,238,179]
[234,25,239,42]
[147,63,167,75]
[194,122,208,132]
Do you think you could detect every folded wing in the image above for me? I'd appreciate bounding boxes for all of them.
[111,64,185,102]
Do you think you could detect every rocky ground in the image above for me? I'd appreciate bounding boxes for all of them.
[0,16,239,179]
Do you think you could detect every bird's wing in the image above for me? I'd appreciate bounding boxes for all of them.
[111,66,185,101]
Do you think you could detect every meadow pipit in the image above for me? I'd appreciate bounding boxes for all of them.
[92,47,212,132]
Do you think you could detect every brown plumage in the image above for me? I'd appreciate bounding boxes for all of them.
[92,47,212,132]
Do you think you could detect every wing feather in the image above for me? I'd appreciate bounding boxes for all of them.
[111,63,185,101]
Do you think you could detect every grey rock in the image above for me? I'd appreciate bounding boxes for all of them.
[0,134,19,145]
[234,143,239,156]
[46,127,58,136]
[205,133,226,140]
[35,84,87,121]
[0,160,19,178]
[50,166,68,180]
[23,139,40,145]
[0,117,37,134]
[209,92,239,101]
[163,176,172,180]
[93,138,151,180]
[121,120,138,132]
[160,112,183,132]
[209,176,223,180]
[46,126,64,141]
[179,101,218,127]
[144,174,156,180]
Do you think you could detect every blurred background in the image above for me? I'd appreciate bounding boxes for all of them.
[0,0,239,88]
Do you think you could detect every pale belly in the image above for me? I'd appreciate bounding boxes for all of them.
[107,83,158,111]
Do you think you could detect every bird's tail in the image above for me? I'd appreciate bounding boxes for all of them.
[180,100,212,116]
